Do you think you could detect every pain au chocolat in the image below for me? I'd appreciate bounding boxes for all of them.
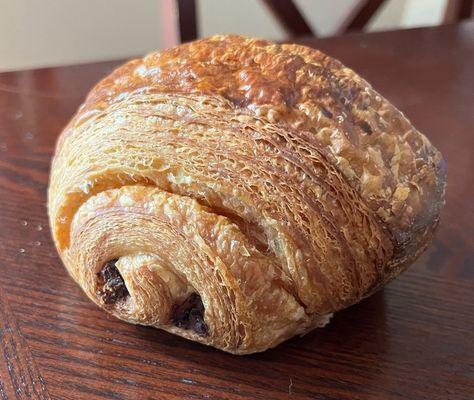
[48,35,445,354]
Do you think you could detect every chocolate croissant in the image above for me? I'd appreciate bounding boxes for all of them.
[48,35,445,354]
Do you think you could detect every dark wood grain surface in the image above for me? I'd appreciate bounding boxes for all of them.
[0,23,473,400]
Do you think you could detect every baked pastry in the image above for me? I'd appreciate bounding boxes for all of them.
[48,35,445,354]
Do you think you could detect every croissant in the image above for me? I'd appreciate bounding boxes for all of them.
[48,35,445,354]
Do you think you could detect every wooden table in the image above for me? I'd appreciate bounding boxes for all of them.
[0,23,473,400]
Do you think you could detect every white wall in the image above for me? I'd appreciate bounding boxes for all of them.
[0,0,448,71]
[400,0,447,27]
[0,0,162,71]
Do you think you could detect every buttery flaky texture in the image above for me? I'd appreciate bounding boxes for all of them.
[48,35,445,354]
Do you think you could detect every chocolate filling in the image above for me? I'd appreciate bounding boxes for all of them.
[359,120,373,135]
[171,293,208,336]
[97,259,129,304]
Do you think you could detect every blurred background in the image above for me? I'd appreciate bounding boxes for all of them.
[0,0,471,71]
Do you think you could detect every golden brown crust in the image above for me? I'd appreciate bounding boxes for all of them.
[48,35,445,354]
